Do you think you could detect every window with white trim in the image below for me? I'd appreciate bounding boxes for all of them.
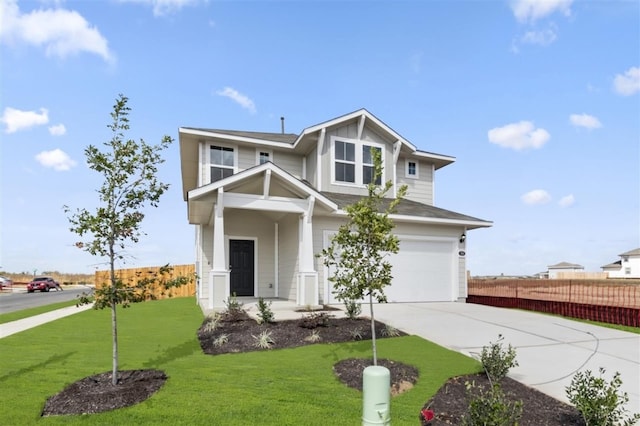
[210,145,234,183]
[334,140,356,183]
[625,267,631,275]
[332,137,384,186]
[362,145,382,185]
[405,159,419,179]
[258,151,271,165]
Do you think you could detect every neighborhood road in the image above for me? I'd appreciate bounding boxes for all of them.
[0,286,91,314]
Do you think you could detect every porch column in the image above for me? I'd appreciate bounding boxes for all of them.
[297,196,319,306]
[210,188,229,310]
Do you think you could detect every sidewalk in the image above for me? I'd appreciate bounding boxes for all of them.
[0,304,94,339]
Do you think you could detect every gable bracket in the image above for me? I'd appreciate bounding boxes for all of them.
[263,168,272,199]
[357,114,365,140]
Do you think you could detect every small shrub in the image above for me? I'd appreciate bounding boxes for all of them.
[344,300,362,319]
[256,297,275,324]
[252,330,274,349]
[463,381,523,426]
[222,293,246,321]
[480,334,518,383]
[202,313,221,333]
[381,324,400,337]
[213,334,228,347]
[349,327,363,340]
[304,330,322,343]
[566,367,640,426]
[298,311,333,329]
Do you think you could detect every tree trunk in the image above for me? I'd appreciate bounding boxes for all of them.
[109,253,119,386]
[111,300,118,385]
[369,293,377,366]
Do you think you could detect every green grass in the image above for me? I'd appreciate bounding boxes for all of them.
[0,299,79,324]
[0,297,480,425]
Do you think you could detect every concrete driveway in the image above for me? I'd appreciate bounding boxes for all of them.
[372,302,640,414]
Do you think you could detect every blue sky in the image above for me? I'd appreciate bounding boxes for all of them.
[1,0,638,276]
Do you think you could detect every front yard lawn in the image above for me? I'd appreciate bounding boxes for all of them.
[1,297,480,425]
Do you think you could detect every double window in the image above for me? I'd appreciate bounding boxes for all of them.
[333,138,383,186]
[210,145,234,183]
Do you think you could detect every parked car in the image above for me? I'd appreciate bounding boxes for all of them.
[0,275,13,289]
[27,277,61,293]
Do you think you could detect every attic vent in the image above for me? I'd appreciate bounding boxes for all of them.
[281,116,285,134]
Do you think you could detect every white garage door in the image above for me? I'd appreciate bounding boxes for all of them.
[385,238,456,302]
[325,237,457,303]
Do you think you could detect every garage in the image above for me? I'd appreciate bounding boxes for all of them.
[385,238,457,302]
[324,236,458,304]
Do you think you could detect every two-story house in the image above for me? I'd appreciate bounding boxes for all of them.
[179,109,492,311]
[601,248,640,278]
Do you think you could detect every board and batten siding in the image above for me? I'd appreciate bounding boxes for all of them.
[320,123,395,196]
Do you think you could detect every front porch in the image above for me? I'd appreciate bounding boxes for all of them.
[202,297,347,321]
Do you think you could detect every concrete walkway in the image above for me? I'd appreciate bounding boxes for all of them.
[2,299,638,414]
[0,304,94,338]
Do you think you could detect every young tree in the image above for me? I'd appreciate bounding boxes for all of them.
[321,148,407,365]
[64,94,180,385]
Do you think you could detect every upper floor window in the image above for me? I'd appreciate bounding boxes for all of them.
[625,267,631,275]
[405,159,419,179]
[362,145,382,185]
[210,145,234,183]
[332,137,384,186]
[257,150,272,165]
[623,256,629,263]
[335,140,355,183]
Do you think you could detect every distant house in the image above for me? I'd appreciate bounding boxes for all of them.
[601,248,640,278]
[547,262,584,279]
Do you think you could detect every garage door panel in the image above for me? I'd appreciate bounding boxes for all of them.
[386,239,455,303]
[324,236,457,304]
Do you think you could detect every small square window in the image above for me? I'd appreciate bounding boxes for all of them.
[405,159,419,179]
[259,152,270,164]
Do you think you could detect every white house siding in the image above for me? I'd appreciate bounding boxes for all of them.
[320,123,395,196]
[237,145,257,171]
[200,224,213,302]
[397,157,434,205]
[225,210,276,298]
[277,213,299,301]
[306,146,318,187]
[273,150,303,179]
[609,256,640,278]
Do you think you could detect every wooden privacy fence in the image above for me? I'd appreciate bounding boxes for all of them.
[95,264,196,300]
[468,279,640,327]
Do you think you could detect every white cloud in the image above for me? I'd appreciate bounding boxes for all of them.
[0,0,113,62]
[1,107,49,133]
[488,121,550,150]
[613,67,640,96]
[35,148,77,171]
[511,0,573,23]
[558,194,575,207]
[216,87,257,114]
[569,113,602,130]
[521,189,551,205]
[521,27,557,46]
[119,0,201,16]
[48,123,67,136]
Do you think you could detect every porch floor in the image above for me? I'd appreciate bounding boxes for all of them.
[203,298,347,321]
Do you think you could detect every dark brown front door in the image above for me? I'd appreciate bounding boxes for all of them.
[229,239,254,296]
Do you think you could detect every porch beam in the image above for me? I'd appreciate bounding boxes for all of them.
[225,192,307,213]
